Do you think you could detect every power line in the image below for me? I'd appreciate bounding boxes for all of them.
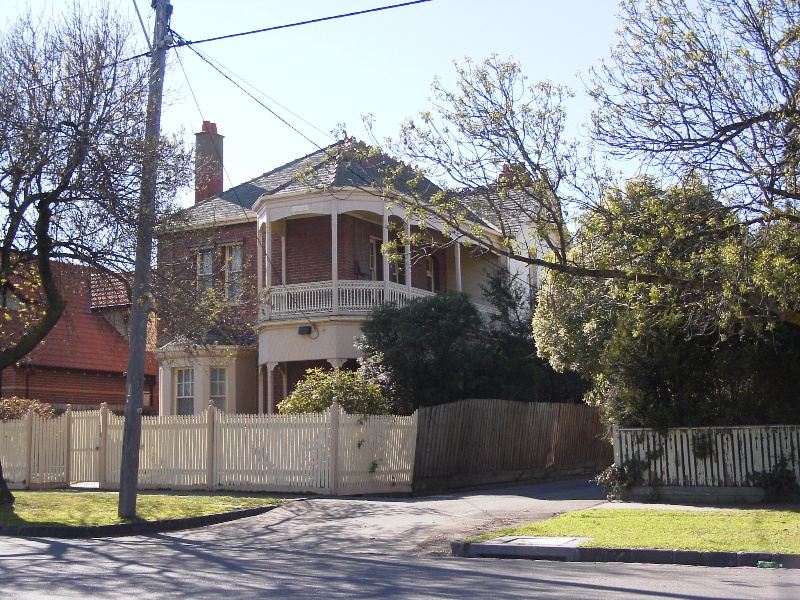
[173,0,432,48]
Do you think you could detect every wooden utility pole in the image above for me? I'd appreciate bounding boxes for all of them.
[119,0,172,519]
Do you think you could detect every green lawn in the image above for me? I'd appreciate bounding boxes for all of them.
[473,508,800,554]
[0,491,282,527]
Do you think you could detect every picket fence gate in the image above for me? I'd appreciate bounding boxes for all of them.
[612,424,800,488]
[0,403,418,495]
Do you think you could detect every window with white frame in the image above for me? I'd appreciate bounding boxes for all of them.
[176,368,194,415]
[197,249,213,291]
[369,238,383,281]
[225,244,243,303]
[210,367,227,412]
[426,256,435,292]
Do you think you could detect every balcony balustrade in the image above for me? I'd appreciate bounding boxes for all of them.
[258,280,434,321]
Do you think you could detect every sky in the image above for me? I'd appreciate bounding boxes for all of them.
[1,1,623,206]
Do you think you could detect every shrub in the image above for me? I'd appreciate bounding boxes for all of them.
[277,368,391,415]
[0,397,54,421]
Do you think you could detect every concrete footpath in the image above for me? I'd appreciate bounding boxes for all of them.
[450,499,800,569]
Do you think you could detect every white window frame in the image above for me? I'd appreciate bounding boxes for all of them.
[210,367,227,412]
[426,256,435,292]
[197,249,213,292]
[369,237,382,281]
[225,244,243,304]
[176,368,195,415]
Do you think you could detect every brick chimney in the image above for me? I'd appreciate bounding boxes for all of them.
[194,121,224,203]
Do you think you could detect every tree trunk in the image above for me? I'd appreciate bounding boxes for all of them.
[0,458,15,505]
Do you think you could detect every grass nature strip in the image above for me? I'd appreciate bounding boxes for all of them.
[0,491,282,527]
[474,508,800,554]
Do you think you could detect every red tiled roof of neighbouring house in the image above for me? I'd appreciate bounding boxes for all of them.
[18,262,157,375]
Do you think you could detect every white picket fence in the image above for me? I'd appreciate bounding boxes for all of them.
[612,425,800,487]
[0,403,418,495]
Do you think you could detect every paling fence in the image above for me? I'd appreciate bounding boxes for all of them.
[0,404,418,495]
[612,425,800,487]
[413,399,612,491]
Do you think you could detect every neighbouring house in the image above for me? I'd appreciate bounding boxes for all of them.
[0,261,159,414]
[156,122,520,416]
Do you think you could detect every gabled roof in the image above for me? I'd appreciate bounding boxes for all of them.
[18,262,157,375]
[181,141,440,228]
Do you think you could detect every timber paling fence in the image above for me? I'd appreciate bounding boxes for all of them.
[0,399,613,495]
[612,425,800,492]
[413,399,613,491]
[0,404,418,495]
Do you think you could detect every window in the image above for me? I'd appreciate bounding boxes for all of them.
[225,244,243,303]
[176,368,194,415]
[369,238,383,281]
[389,260,405,285]
[197,249,213,291]
[210,367,227,412]
[426,256,436,292]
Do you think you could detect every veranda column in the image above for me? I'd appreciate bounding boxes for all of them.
[267,362,278,415]
[383,204,390,302]
[404,219,412,296]
[327,358,346,370]
[265,210,272,320]
[331,199,339,315]
[257,364,264,414]
[454,240,462,292]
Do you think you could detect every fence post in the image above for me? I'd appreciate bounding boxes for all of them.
[24,410,33,489]
[65,404,73,486]
[99,403,108,489]
[206,403,215,491]
[612,424,621,467]
[329,400,340,496]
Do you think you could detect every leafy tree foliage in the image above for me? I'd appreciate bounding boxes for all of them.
[0,397,54,422]
[360,286,585,410]
[533,177,800,427]
[0,5,191,372]
[277,368,390,415]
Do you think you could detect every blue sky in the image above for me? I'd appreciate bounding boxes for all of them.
[2,1,622,205]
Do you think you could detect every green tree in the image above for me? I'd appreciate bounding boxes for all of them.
[533,177,800,427]
[360,288,584,410]
[277,368,390,415]
[360,292,488,409]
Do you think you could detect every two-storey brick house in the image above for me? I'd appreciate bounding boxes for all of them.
[156,123,508,415]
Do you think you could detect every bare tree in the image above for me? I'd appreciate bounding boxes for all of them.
[0,4,191,504]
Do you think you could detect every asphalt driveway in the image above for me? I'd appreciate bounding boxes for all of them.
[175,476,608,555]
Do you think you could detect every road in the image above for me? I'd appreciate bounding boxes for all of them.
[1,478,798,599]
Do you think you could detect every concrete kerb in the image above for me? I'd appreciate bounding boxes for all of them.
[451,537,800,569]
[0,504,280,539]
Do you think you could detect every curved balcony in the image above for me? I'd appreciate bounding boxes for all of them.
[258,280,434,322]
[258,280,498,322]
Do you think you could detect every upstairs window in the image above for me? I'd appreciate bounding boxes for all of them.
[225,244,243,303]
[197,249,213,292]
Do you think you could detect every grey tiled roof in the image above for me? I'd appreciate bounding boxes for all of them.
[182,142,440,228]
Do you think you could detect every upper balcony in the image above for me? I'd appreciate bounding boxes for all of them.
[258,280,497,323]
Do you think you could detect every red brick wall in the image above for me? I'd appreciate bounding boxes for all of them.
[1,366,158,414]
[284,217,332,284]
[338,215,383,280]
[157,221,259,343]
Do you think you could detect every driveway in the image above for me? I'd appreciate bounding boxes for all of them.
[179,476,608,555]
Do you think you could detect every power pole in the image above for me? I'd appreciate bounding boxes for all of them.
[119,0,172,519]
